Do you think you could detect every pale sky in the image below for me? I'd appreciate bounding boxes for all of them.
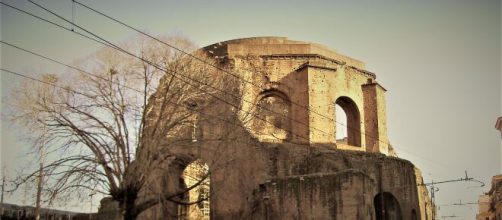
[1,0,501,218]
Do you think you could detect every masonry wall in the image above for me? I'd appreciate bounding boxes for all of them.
[135,132,422,219]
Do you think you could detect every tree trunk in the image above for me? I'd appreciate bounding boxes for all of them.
[118,186,139,220]
[123,210,138,220]
[121,198,138,220]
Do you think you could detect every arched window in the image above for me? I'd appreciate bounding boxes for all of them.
[254,91,291,141]
[374,192,402,220]
[178,160,210,220]
[335,96,361,146]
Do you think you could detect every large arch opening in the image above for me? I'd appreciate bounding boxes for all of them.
[177,160,210,220]
[374,192,402,220]
[254,90,291,141]
[335,96,361,146]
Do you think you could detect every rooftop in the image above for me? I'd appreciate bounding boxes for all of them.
[204,36,366,69]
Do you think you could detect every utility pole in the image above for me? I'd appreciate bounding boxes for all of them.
[1,172,5,220]
[429,183,437,220]
[421,171,484,220]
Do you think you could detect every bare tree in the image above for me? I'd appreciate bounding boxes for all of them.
[7,34,228,219]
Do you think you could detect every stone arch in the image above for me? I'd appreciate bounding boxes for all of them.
[177,158,211,220]
[374,192,402,220]
[335,96,361,146]
[254,90,291,141]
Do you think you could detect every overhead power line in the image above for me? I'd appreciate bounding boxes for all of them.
[0,2,112,49]
[1,68,90,97]
[70,0,446,159]
[0,39,449,173]
[0,39,455,173]
[439,200,477,207]
[419,171,484,220]
[421,171,485,187]
[440,214,459,219]
[0,1,408,155]
[1,1,450,170]
[69,0,461,170]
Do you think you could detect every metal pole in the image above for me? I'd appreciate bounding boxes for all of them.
[1,174,5,220]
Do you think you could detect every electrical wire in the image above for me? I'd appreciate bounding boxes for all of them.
[65,1,457,170]
[0,2,113,49]
[71,0,427,153]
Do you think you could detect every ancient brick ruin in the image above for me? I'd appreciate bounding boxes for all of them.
[131,37,434,220]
